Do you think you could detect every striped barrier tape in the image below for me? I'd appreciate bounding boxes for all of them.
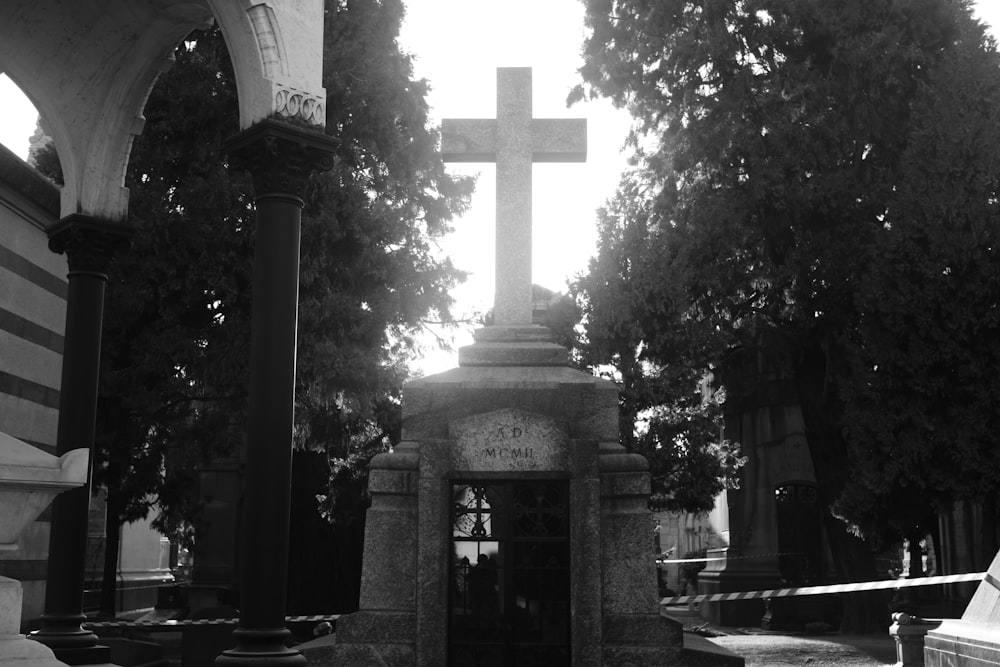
[660,571,986,606]
[83,614,340,630]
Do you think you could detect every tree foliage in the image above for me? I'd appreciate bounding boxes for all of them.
[573,0,1000,619]
[570,173,745,514]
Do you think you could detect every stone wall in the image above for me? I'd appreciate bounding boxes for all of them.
[0,142,64,628]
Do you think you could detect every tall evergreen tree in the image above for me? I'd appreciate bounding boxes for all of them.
[572,0,1000,629]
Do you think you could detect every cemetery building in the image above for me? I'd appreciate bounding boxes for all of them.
[1,1,336,664]
[0,141,66,627]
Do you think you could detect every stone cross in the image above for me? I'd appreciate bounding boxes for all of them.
[441,67,587,325]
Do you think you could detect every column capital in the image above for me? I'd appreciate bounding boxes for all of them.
[47,214,134,276]
[225,119,339,200]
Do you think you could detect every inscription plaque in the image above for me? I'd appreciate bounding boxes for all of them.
[449,408,568,472]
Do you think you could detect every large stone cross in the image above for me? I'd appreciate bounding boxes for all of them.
[441,67,587,325]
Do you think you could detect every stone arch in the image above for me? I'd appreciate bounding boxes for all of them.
[0,1,326,222]
[205,1,327,130]
[0,2,215,221]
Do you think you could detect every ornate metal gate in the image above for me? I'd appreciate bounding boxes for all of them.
[449,480,571,666]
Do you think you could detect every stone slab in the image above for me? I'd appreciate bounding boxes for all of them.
[333,611,415,644]
[297,633,337,665]
[450,407,568,473]
[402,365,620,443]
[602,613,682,646]
[679,633,747,666]
[925,618,1000,667]
[602,641,746,667]
[458,341,569,366]
[571,476,603,667]
[472,324,555,342]
[601,507,659,613]
[0,634,70,667]
[300,633,415,667]
[1,576,21,635]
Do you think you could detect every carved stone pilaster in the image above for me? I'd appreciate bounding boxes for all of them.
[225,119,338,199]
[47,214,134,275]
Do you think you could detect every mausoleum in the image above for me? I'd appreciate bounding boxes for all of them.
[305,68,742,667]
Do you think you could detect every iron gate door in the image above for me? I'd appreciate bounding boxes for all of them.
[449,480,570,666]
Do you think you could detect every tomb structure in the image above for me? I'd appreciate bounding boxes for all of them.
[310,67,742,667]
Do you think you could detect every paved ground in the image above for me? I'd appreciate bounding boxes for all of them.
[666,606,898,666]
[709,632,896,666]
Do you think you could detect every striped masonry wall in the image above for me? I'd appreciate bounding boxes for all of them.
[0,142,65,626]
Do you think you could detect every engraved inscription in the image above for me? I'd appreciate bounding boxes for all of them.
[449,408,568,473]
[482,446,534,460]
[493,426,523,439]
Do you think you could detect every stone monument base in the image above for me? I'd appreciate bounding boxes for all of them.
[0,636,71,667]
[924,619,1000,666]
[923,550,1000,666]
[0,576,69,667]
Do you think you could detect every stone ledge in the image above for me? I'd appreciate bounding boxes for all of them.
[332,611,416,644]
[680,632,747,666]
[599,470,652,497]
[298,633,415,667]
[603,612,683,646]
[458,341,569,367]
[367,467,418,495]
[925,619,1000,667]
[472,324,556,343]
[370,450,418,471]
[603,641,745,666]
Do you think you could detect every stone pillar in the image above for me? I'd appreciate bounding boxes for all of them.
[326,444,420,665]
[31,214,132,665]
[599,444,682,665]
[215,119,336,667]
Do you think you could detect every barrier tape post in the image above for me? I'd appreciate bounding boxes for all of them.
[660,571,986,606]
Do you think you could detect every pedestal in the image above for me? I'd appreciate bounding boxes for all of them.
[1,576,70,667]
[924,550,1000,666]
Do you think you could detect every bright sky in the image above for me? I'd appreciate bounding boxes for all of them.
[1,1,998,376]
[397,0,632,373]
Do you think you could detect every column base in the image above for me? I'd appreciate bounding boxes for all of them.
[30,615,110,665]
[214,627,305,666]
[47,645,111,666]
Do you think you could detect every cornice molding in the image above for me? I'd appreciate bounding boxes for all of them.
[225,119,338,200]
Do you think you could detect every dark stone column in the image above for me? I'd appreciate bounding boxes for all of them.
[215,119,337,666]
[30,214,132,665]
